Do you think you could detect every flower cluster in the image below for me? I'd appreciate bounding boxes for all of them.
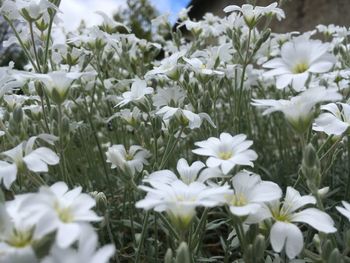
[0,0,350,261]
[0,182,114,263]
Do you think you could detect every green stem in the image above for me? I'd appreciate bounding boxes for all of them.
[29,21,42,72]
[159,127,184,169]
[43,7,59,71]
[345,136,350,200]
[4,16,39,72]
[135,211,150,263]
[191,208,209,252]
[57,104,69,184]
[237,28,252,132]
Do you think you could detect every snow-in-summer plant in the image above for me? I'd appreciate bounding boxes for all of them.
[1,0,350,261]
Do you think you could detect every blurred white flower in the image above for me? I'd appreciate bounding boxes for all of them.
[336,201,350,222]
[263,36,336,91]
[156,105,215,129]
[153,87,185,109]
[0,135,59,189]
[0,196,38,263]
[145,51,185,79]
[96,11,130,34]
[1,0,56,21]
[117,79,153,107]
[183,57,224,76]
[43,225,115,263]
[192,133,257,174]
[226,170,282,216]
[0,63,24,98]
[136,179,232,229]
[252,87,341,133]
[143,158,206,185]
[106,144,150,176]
[313,103,350,136]
[23,182,101,248]
[224,2,285,28]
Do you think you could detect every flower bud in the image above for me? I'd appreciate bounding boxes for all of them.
[303,143,318,168]
[312,234,321,252]
[164,248,173,263]
[253,29,271,54]
[176,242,190,263]
[61,116,70,135]
[253,234,266,260]
[13,105,23,123]
[90,191,108,213]
[328,248,341,263]
[35,81,44,97]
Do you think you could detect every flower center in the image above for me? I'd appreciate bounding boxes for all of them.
[292,62,309,74]
[218,151,233,160]
[7,228,33,248]
[271,207,291,222]
[231,193,248,206]
[54,203,74,223]
[125,153,134,161]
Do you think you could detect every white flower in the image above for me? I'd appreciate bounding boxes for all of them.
[153,87,185,109]
[0,63,24,97]
[1,0,57,21]
[20,71,84,104]
[313,103,350,136]
[136,179,232,229]
[145,51,185,79]
[226,170,282,216]
[192,133,258,174]
[252,87,341,133]
[22,182,101,248]
[117,79,153,107]
[42,225,115,263]
[183,57,224,76]
[144,158,206,185]
[176,158,206,184]
[156,106,215,129]
[0,196,38,263]
[143,159,228,187]
[106,145,150,176]
[249,187,336,259]
[96,11,130,34]
[263,36,336,91]
[336,201,350,221]
[0,135,59,189]
[224,2,285,27]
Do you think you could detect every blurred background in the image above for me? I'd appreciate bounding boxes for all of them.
[2,0,350,68]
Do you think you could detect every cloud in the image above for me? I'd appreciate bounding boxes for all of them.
[58,0,127,31]
[150,0,190,23]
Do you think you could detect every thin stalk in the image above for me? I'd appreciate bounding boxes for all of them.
[43,4,60,71]
[40,96,51,133]
[192,208,209,253]
[237,28,252,132]
[159,127,184,169]
[135,211,150,263]
[29,21,42,72]
[345,136,350,200]
[4,16,39,72]
[57,104,69,184]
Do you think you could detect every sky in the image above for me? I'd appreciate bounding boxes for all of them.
[59,0,190,31]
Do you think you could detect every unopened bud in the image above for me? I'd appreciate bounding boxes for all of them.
[164,248,173,263]
[253,234,266,260]
[13,105,23,123]
[328,248,341,263]
[176,242,190,263]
